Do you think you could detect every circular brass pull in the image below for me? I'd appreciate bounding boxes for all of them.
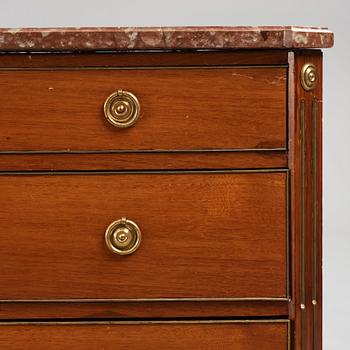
[103,89,140,128]
[105,218,141,255]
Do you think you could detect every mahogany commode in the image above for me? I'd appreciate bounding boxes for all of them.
[0,26,333,350]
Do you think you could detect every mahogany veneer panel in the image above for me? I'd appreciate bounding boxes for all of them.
[288,50,324,350]
[0,321,289,350]
[0,171,287,300]
[0,67,286,152]
[0,50,289,68]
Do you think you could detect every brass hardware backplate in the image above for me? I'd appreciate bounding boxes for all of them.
[105,217,141,255]
[103,89,140,128]
[301,63,317,91]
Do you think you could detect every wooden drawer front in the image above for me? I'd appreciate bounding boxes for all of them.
[0,321,289,350]
[0,171,287,300]
[0,67,286,152]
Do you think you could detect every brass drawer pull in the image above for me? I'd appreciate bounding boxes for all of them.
[103,89,140,128]
[105,218,142,255]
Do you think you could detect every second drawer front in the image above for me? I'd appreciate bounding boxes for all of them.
[0,171,287,300]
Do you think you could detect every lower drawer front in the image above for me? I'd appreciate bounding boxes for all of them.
[0,321,289,350]
[0,171,287,300]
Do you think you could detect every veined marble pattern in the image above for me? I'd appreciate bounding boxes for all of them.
[0,26,334,51]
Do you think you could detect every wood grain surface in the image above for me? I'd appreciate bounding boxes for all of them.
[0,171,287,300]
[288,50,323,350]
[0,50,289,68]
[0,321,289,350]
[0,67,286,152]
[0,46,327,350]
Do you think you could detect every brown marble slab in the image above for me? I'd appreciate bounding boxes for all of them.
[0,26,333,52]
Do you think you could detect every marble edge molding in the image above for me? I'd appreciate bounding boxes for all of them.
[0,26,334,52]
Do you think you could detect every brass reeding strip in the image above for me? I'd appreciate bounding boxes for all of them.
[300,99,307,350]
[312,97,318,350]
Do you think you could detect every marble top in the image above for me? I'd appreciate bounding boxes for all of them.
[0,26,334,52]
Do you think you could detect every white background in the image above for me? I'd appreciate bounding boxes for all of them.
[0,1,348,348]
